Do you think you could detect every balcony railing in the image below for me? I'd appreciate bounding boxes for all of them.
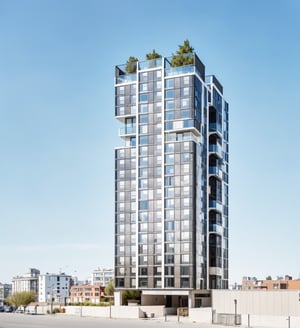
[209,200,223,212]
[209,123,222,134]
[209,166,223,178]
[119,126,136,136]
[209,224,223,235]
[116,73,137,84]
[139,58,163,70]
[209,144,222,157]
[165,64,194,77]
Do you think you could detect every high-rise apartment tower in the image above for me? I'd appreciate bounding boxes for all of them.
[114,49,229,307]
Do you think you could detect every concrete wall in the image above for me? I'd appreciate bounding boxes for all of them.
[189,307,212,323]
[241,314,300,328]
[212,290,300,316]
[65,305,141,319]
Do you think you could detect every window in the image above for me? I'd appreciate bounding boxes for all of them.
[165,187,174,198]
[139,114,148,123]
[139,212,148,222]
[181,98,190,108]
[165,154,174,163]
[139,83,148,92]
[165,255,174,264]
[139,157,148,167]
[165,176,174,186]
[165,221,174,231]
[181,277,189,288]
[139,179,148,188]
[139,168,148,177]
[165,111,174,120]
[140,72,148,82]
[181,109,190,119]
[165,232,174,242]
[139,201,148,210]
[165,199,174,209]
[165,165,174,175]
[165,278,174,287]
[165,209,174,220]
[139,190,148,200]
[139,104,148,113]
[181,254,189,263]
[139,136,148,145]
[139,125,148,134]
[139,234,147,243]
[165,79,174,88]
[165,143,174,153]
[139,93,148,103]
[166,100,175,110]
[165,90,174,99]
[139,146,148,156]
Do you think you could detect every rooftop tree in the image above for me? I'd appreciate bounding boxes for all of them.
[146,49,162,60]
[171,39,194,67]
[125,56,139,74]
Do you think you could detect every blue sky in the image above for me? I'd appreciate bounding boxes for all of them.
[0,0,299,284]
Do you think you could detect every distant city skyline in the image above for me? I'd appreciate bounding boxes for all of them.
[0,0,299,284]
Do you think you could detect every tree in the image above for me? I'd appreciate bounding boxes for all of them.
[6,291,35,312]
[125,56,138,74]
[146,49,162,60]
[171,39,194,67]
[122,290,141,305]
[104,279,114,296]
[266,275,272,280]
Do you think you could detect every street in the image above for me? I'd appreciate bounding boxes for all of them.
[0,313,229,328]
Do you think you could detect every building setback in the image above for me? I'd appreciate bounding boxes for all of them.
[114,47,229,307]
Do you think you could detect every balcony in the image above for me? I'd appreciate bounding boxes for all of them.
[165,64,195,77]
[115,73,137,84]
[209,224,223,235]
[209,166,223,179]
[209,123,222,137]
[119,126,136,137]
[209,143,222,158]
[139,58,162,70]
[209,200,223,212]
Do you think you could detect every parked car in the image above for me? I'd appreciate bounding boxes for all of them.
[0,305,4,312]
[4,305,13,312]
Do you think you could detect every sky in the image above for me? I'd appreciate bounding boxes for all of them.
[0,0,299,284]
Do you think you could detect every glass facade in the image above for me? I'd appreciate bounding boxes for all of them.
[115,54,229,291]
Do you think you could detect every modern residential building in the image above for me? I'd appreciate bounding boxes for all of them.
[70,285,104,304]
[114,45,229,307]
[0,283,12,305]
[12,268,40,300]
[91,268,113,287]
[242,275,300,290]
[38,272,71,303]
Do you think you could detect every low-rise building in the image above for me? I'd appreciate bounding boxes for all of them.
[0,283,12,305]
[38,273,71,303]
[242,275,300,290]
[70,285,104,304]
[12,268,40,300]
[91,268,113,287]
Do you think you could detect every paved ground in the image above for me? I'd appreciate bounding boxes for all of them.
[0,313,231,328]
